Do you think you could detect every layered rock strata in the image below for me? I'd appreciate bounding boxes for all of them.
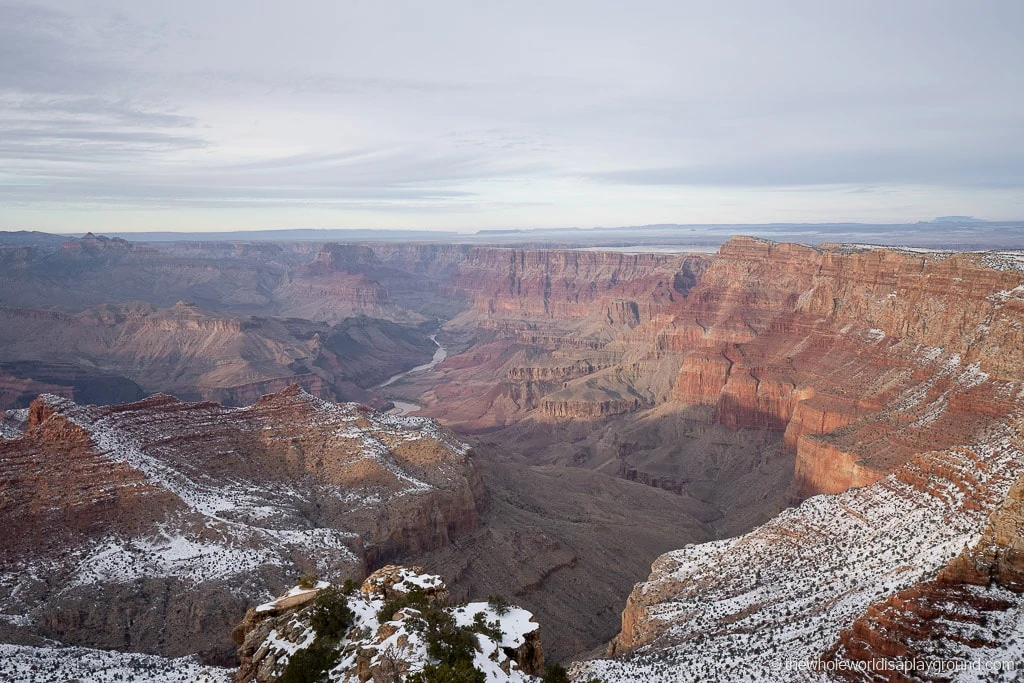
[0,388,482,663]
[574,414,1024,682]
[824,471,1024,681]
[400,239,1024,506]
[0,303,436,409]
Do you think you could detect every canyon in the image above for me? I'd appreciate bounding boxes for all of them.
[0,387,482,666]
[3,230,1024,680]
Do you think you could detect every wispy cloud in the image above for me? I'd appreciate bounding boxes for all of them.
[1,0,1023,229]
[590,150,1024,190]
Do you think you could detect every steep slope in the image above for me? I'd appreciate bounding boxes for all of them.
[396,239,1024,507]
[0,388,482,664]
[574,414,1024,682]
[410,447,717,661]
[825,471,1024,681]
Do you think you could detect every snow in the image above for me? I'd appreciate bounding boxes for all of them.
[251,574,542,683]
[0,643,232,682]
[455,603,540,649]
[988,284,1024,302]
[391,567,444,591]
[256,581,330,613]
[69,532,280,587]
[574,423,1024,683]
[9,389,466,591]
[0,407,28,439]
[837,244,953,259]
[982,251,1024,272]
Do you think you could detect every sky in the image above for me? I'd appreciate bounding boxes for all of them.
[1,0,1023,234]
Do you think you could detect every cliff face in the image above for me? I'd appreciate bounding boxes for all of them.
[574,414,1024,682]
[272,244,396,323]
[0,388,482,664]
[447,247,706,320]
[824,465,1024,681]
[402,238,1024,505]
[657,238,1024,496]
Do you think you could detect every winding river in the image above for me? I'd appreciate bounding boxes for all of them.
[376,334,447,415]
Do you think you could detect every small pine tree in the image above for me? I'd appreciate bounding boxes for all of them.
[309,585,354,640]
[542,663,572,683]
[408,660,486,683]
[276,642,339,683]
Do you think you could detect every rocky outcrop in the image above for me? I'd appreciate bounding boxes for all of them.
[236,566,543,683]
[0,408,178,560]
[791,436,885,497]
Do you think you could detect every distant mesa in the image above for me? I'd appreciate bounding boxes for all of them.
[930,215,985,223]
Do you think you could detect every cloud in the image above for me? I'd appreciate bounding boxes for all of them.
[590,149,1024,190]
[2,0,1023,228]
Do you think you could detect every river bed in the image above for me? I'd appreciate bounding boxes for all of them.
[376,334,446,415]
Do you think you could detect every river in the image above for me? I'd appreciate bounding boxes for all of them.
[376,334,447,415]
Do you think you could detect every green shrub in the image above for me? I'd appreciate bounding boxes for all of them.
[407,660,486,683]
[486,594,511,615]
[309,586,354,640]
[397,600,486,681]
[276,641,338,683]
[423,609,479,669]
[542,664,572,683]
[470,612,503,641]
[297,574,318,590]
[376,588,430,623]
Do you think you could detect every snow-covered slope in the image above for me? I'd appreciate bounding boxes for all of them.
[575,419,1024,682]
[0,386,482,663]
[0,407,27,439]
[0,643,232,683]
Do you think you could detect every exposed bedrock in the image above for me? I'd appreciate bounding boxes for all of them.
[0,387,483,663]
[825,459,1024,681]
[404,237,1024,503]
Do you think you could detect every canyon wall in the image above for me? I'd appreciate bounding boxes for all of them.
[6,234,1024,480]
[0,302,437,410]
[392,238,1024,504]
[8,235,1022,506]
[574,413,1024,682]
[0,387,483,663]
